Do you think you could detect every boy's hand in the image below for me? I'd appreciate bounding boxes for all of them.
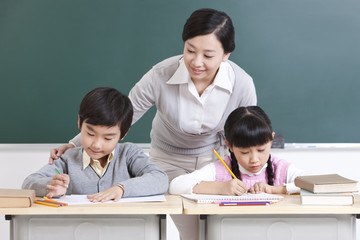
[249,182,272,194]
[87,185,124,203]
[221,179,248,196]
[45,174,70,198]
[49,144,75,164]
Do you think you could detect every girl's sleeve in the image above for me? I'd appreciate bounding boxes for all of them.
[285,164,307,194]
[128,69,157,125]
[169,163,216,195]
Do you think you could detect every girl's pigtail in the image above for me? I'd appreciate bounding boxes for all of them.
[230,151,241,180]
[266,155,274,185]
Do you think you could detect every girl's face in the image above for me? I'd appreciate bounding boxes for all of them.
[226,141,273,173]
[183,33,230,85]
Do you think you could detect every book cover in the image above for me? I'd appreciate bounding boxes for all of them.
[294,174,358,193]
[0,189,35,208]
[300,189,354,206]
[181,193,283,204]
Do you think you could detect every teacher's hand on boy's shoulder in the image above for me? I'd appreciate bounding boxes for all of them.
[45,173,70,198]
[222,179,248,196]
[87,185,124,203]
[49,143,75,164]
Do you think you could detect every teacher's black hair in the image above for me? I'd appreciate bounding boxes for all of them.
[182,8,235,53]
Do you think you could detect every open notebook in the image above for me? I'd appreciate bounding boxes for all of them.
[181,193,283,203]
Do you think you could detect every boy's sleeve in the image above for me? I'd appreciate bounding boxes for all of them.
[22,158,67,197]
[118,145,169,197]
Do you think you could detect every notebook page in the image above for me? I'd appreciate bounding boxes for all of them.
[181,193,283,203]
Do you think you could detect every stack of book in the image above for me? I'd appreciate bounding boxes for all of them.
[0,189,35,208]
[294,174,358,206]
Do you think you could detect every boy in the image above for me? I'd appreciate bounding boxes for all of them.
[22,87,168,202]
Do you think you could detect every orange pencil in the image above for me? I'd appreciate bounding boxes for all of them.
[212,149,237,179]
[42,197,68,206]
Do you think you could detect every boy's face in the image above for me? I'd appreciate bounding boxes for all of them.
[79,121,121,163]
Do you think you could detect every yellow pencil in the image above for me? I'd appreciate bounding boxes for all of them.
[34,200,60,207]
[212,149,237,179]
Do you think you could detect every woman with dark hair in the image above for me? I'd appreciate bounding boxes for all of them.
[49,8,257,240]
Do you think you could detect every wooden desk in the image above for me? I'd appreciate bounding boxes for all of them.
[183,194,360,240]
[0,195,182,240]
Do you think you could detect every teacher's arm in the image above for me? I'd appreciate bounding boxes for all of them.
[128,68,157,125]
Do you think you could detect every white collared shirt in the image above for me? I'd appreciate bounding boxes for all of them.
[167,59,235,134]
[83,150,114,178]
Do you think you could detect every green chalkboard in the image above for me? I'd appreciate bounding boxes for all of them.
[1,0,360,143]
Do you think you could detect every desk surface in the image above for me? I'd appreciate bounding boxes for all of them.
[0,195,182,215]
[183,194,360,215]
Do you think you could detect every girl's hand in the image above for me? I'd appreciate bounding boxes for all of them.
[87,185,124,203]
[249,182,272,194]
[249,182,287,194]
[221,179,248,196]
[49,144,75,164]
[45,174,70,198]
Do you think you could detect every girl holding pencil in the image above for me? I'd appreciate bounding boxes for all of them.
[169,106,305,196]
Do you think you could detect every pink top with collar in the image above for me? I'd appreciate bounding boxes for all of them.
[214,155,290,189]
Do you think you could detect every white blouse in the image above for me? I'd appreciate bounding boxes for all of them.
[170,59,235,134]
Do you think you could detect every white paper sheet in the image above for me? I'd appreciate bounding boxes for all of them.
[56,194,166,205]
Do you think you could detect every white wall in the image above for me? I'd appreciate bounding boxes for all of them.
[1,144,360,240]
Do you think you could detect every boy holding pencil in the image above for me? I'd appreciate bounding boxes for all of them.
[22,87,168,202]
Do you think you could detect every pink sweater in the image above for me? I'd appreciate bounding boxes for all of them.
[214,155,290,189]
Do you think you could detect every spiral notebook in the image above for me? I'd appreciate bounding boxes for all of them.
[181,193,283,203]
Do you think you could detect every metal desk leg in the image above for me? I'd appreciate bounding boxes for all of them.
[159,214,166,240]
[199,215,207,240]
[5,215,13,240]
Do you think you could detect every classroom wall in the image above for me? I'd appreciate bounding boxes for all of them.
[1,144,360,239]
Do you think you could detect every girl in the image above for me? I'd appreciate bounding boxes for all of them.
[169,106,304,195]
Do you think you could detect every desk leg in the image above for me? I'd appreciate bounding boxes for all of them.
[199,215,207,240]
[5,215,13,240]
[159,214,166,240]
[353,214,358,240]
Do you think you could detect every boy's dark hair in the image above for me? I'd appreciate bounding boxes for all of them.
[79,87,133,139]
[224,106,275,185]
[182,8,235,53]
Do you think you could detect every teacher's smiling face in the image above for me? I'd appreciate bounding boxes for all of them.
[183,33,231,85]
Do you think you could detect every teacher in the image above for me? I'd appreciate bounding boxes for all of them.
[49,8,256,240]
